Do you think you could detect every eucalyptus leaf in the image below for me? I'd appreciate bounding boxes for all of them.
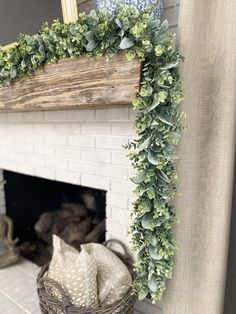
[84,31,95,42]
[118,29,125,37]
[149,246,163,261]
[131,170,146,184]
[120,37,134,49]
[147,151,159,165]
[157,115,174,126]
[147,100,160,112]
[151,236,158,246]
[158,169,170,183]
[141,213,152,230]
[160,60,179,70]
[138,289,149,300]
[39,45,45,56]
[148,276,158,292]
[139,136,151,151]
[160,20,169,32]
[86,40,97,52]
[115,18,123,29]
[10,68,17,79]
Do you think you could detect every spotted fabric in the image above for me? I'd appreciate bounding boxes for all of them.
[48,235,98,308]
[96,0,164,18]
[81,243,132,306]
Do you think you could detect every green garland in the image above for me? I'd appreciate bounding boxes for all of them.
[0,6,183,303]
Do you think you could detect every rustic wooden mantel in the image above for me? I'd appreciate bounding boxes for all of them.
[0,53,141,112]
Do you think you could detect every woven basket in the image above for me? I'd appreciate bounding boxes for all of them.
[37,239,136,314]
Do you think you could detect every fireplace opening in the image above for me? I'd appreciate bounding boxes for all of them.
[2,170,106,266]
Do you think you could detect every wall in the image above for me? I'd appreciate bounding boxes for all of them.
[0,0,63,45]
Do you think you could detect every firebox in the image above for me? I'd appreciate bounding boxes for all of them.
[2,170,106,265]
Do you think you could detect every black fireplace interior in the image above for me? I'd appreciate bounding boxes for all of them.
[3,170,106,265]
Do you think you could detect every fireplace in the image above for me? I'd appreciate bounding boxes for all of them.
[0,107,135,248]
[0,106,162,313]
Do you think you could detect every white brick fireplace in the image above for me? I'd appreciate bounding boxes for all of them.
[0,107,135,242]
[0,108,162,314]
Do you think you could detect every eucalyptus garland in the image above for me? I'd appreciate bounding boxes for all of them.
[0,6,183,303]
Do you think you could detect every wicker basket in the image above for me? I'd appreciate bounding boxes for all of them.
[37,239,136,314]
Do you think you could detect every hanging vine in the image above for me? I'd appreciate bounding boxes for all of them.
[0,6,183,303]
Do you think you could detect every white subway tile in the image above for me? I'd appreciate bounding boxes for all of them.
[95,108,129,121]
[107,192,128,209]
[23,111,44,122]
[111,123,135,136]
[69,135,95,148]
[111,179,134,195]
[26,154,46,167]
[106,219,128,237]
[128,107,137,121]
[81,123,111,135]
[16,163,34,176]
[111,207,131,225]
[81,174,110,190]
[34,144,55,156]
[81,149,111,163]
[6,112,24,122]
[44,110,68,122]
[67,109,95,121]
[46,157,68,170]
[54,123,80,134]
[0,113,7,122]
[44,134,68,146]
[96,136,129,150]
[97,164,127,180]
[55,147,81,160]
[111,151,131,166]
[68,160,97,175]
[24,133,44,144]
[55,169,81,185]
[34,166,56,180]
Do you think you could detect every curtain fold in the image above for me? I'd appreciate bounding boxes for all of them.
[163,1,236,313]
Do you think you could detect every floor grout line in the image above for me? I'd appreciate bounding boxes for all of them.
[15,263,40,280]
[0,288,29,313]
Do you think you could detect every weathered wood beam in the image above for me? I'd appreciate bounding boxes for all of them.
[0,53,141,112]
[1,42,16,51]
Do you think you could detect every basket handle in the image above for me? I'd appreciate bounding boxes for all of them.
[104,239,132,261]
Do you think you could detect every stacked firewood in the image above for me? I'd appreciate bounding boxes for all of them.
[34,202,105,250]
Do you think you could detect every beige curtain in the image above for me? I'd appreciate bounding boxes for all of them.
[163,1,236,313]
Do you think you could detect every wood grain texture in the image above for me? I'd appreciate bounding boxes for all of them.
[0,53,141,112]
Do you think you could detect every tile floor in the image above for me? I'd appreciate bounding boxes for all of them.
[0,258,41,313]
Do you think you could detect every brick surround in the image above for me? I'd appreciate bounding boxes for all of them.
[0,108,163,313]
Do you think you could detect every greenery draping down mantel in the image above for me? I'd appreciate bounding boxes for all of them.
[0,6,183,302]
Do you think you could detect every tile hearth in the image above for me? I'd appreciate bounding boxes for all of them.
[0,258,40,313]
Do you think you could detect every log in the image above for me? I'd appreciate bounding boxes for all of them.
[85,219,106,243]
[0,53,141,112]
